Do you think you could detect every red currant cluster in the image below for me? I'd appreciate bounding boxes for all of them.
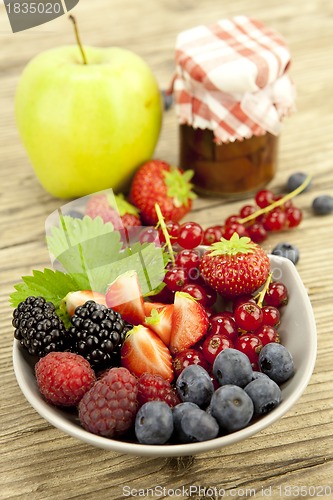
[203,188,303,245]
[172,277,288,376]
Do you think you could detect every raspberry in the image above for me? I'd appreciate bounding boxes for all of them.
[35,352,96,407]
[78,367,138,437]
[137,372,180,408]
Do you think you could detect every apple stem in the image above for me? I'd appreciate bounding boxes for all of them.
[69,15,87,65]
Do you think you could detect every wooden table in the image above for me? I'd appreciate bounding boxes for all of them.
[1,1,332,498]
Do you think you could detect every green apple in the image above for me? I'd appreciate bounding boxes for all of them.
[15,44,163,198]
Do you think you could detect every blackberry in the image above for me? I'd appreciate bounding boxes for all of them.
[69,300,131,370]
[13,296,69,357]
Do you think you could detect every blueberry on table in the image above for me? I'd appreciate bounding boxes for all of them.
[212,348,253,388]
[175,364,214,407]
[174,406,219,443]
[135,401,174,445]
[287,172,312,192]
[259,343,294,384]
[210,385,254,432]
[272,242,300,265]
[244,377,282,414]
[312,195,333,215]
[161,89,173,111]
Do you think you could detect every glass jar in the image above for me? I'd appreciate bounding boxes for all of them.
[179,125,278,197]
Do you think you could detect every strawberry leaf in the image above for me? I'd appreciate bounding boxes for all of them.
[9,269,87,315]
[163,168,196,207]
[208,232,257,256]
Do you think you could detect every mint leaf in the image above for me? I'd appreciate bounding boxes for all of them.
[9,269,86,311]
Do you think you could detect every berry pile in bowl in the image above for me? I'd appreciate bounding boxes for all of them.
[11,176,317,457]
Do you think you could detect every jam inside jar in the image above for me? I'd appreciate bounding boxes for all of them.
[179,125,278,197]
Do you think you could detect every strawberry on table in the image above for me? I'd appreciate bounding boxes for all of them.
[129,159,196,225]
[169,292,209,355]
[105,270,145,325]
[200,232,270,298]
[85,192,141,230]
[121,325,174,382]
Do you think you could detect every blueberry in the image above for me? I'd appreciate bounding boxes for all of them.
[175,364,214,407]
[244,377,282,414]
[312,195,333,215]
[135,401,173,444]
[251,371,271,381]
[272,242,300,265]
[212,348,253,388]
[287,172,311,193]
[161,90,173,111]
[173,404,219,443]
[210,385,254,432]
[259,343,294,384]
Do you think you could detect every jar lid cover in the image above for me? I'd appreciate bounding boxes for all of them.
[173,16,295,142]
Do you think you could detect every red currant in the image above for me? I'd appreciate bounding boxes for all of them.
[175,248,201,272]
[239,204,256,219]
[254,324,279,345]
[172,348,209,378]
[235,334,263,369]
[177,222,203,249]
[285,206,303,228]
[234,302,264,331]
[232,295,256,312]
[202,333,234,364]
[202,225,224,245]
[223,222,248,240]
[181,283,210,308]
[261,305,280,327]
[139,227,160,245]
[263,208,287,231]
[255,189,274,208]
[247,223,268,243]
[225,214,240,225]
[264,282,288,307]
[164,267,189,292]
[158,220,180,243]
[209,313,238,342]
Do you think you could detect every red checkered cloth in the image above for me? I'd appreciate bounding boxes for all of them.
[173,16,295,143]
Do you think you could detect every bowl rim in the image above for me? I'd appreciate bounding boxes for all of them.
[12,254,317,457]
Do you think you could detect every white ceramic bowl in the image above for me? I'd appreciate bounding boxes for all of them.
[12,254,317,457]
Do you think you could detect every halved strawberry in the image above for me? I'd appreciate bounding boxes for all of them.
[105,270,145,325]
[144,304,174,346]
[143,301,165,316]
[121,325,174,382]
[63,290,107,317]
[169,292,209,355]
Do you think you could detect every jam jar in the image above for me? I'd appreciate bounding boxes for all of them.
[179,125,278,197]
[173,17,295,197]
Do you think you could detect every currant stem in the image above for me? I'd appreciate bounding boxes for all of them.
[255,272,273,307]
[238,175,312,225]
[154,203,175,266]
[69,15,87,65]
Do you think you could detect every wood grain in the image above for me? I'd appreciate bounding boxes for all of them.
[1,0,332,498]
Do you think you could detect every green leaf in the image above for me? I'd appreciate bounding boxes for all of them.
[46,215,123,293]
[104,241,168,296]
[46,214,168,295]
[9,269,86,312]
[208,232,257,257]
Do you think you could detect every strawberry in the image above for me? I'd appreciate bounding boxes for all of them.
[129,159,196,225]
[85,193,141,230]
[121,325,174,382]
[199,232,270,298]
[63,290,107,317]
[169,292,209,355]
[144,304,174,345]
[105,270,145,325]
[143,301,165,316]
